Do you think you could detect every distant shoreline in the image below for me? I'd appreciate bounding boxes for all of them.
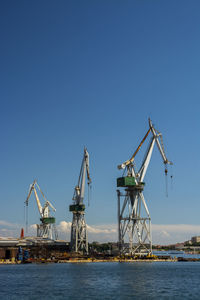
[0,258,176,264]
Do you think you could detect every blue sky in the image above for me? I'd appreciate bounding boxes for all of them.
[1,0,200,243]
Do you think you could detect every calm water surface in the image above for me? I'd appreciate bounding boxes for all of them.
[0,262,200,299]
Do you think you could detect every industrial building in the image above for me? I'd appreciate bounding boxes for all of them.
[0,237,69,262]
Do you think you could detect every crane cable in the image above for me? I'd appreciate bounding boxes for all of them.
[165,164,174,197]
[165,166,168,197]
[170,164,174,190]
[25,203,28,234]
[156,128,171,197]
[88,182,92,206]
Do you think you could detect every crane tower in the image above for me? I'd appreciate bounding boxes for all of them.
[69,148,91,253]
[117,119,172,255]
[25,180,58,240]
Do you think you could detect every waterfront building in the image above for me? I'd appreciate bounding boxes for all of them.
[191,236,200,244]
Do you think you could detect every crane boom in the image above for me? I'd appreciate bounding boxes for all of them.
[138,119,172,181]
[33,186,43,215]
[118,118,172,181]
[25,180,43,215]
[149,118,172,165]
[138,136,155,182]
[73,147,91,204]
[118,128,151,169]
[25,180,55,217]
[45,201,56,212]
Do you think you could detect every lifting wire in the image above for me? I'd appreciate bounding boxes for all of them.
[24,203,26,224]
[165,167,168,197]
[88,183,90,206]
[88,182,92,206]
[25,203,28,234]
[170,164,173,190]
[165,163,173,196]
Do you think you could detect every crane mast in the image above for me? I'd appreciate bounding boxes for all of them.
[69,148,91,253]
[117,119,172,256]
[25,180,57,240]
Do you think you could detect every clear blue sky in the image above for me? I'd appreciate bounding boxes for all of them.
[1,0,200,239]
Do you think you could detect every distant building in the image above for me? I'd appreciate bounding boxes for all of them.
[191,236,200,244]
[174,243,185,250]
[185,240,192,245]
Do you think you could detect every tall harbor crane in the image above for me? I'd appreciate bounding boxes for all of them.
[25,180,57,240]
[117,119,172,255]
[69,147,91,253]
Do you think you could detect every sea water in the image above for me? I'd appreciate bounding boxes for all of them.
[0,262,199,299]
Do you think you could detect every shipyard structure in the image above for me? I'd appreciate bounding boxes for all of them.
[0,120,174,262]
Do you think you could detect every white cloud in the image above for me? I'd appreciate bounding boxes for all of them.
[30,224,37,229]
[0,220,36,238]
[86,224,117,242]
[56,222,117,242]
[56,221,71,240]
[55,222,200,244]
[57,221,71,232]
[87,224,116,234]
[0,220,17,227]
[0,220,21,238]
[152,224,200,245]
[161,230,170,237]
[0,220,200,245]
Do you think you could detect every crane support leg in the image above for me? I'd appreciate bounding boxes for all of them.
[117,186,152,256]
